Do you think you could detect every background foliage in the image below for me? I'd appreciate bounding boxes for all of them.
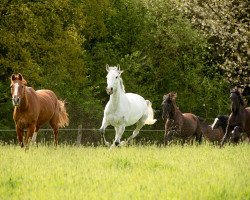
[1,0,248,142]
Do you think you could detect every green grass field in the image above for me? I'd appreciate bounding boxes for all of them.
[0,144,249,200]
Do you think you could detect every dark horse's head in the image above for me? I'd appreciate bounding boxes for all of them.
[10,73,27,107]
[161,92,177,121]
[230,89,246,113]
[211,115,228,132]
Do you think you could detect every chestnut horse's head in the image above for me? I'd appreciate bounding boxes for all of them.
[10,73,27,107]
[161,92,177,120]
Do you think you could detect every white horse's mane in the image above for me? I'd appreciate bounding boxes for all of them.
[119,77,125,93]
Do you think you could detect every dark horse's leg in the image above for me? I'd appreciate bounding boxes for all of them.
[16,126,24,148]
[195,125,203,145]
[164,130,174,146]
[231,126,243,144]
[221,125,234,147]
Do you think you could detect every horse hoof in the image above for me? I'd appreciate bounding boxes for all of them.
[115,141,120,146]
[104,141,110,147]
[120,141,127,146]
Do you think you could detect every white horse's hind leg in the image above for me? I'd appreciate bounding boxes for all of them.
[121,116,146,146]
[99,117,110,146]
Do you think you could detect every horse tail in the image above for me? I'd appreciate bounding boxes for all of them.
[144,100,157,125]
[58,100,69,128]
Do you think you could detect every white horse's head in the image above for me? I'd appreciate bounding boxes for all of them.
[106,64,123,95]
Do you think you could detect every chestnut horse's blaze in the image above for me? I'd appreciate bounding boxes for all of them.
[10,73,69,149]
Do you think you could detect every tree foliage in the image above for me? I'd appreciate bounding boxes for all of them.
[177,0,249,89]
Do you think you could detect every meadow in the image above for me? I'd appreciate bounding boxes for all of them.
[0,144,249,200]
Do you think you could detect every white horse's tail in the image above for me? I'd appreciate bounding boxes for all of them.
[144,100,157,125]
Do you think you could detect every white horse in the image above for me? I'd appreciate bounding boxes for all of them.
[100,64,157,148]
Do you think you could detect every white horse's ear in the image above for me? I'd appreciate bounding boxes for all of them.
[119,70,123,74]
[106,64,109,72]
[117,64,120,71]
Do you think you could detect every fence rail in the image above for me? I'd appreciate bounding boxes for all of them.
[0,128,165,132]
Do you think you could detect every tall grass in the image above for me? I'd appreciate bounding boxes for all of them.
[0,144,249,199]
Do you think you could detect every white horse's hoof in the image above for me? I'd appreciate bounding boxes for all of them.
[120,141,127,146]
[104,141,110,147]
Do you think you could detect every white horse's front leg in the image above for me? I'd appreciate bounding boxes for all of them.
[99,116,110,146]
[110,125,125,148]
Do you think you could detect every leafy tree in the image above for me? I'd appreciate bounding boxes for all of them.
[177,0,249,89]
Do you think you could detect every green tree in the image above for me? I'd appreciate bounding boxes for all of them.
[177,0,249,89]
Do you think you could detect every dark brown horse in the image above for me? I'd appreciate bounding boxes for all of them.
[221,89,250,146]
[199,115,228,144]
[10,73,69,149]
[162,92,202,145]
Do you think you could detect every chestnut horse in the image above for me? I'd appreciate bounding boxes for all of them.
[221,89,250,146]
[162,92,202,145]
[10,73,69,149]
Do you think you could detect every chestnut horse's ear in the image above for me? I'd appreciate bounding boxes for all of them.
[106,64,109,72]
[18,73,23,81]
[11,74,16,81]
[17,73,27,85]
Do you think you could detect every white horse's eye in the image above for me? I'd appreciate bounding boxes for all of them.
[116,76,118,79]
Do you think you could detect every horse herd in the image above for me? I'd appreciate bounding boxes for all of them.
[10,65,250,149]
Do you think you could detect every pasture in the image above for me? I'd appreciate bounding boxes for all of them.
[0,144,249,199]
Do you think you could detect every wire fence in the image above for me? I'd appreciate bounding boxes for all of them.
[0,127,165,146]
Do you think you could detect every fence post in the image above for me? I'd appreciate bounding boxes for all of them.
[76,124,82,146]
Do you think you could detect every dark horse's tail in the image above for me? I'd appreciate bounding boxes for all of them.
[58,100,69,128]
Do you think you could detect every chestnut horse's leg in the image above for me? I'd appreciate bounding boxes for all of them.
[53,128,59,146]
[25,124,36,150]
[31,126,39,147]
[49,120,59,146]
[16,126,24,148]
